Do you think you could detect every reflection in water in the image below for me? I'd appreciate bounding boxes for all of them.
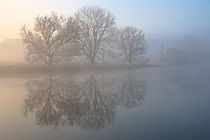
[22,72,147,130]
[119,72,147,108]
[78,75,115,130]
[22,77,82,127]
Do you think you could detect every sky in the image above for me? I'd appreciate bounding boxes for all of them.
[0,0,210,42]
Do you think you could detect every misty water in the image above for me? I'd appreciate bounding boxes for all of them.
[0,65,210,140]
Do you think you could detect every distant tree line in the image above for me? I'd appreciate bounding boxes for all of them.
[160,35,206,65]
[21,6,147,66]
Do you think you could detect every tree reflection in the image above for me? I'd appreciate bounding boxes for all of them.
[119,72,147,108]
[22,72,147,130]
[79,75,115,130]
[22,77,82,127]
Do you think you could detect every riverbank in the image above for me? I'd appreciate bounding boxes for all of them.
[0,64,161,76]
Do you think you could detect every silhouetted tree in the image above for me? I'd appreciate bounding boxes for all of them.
[20,13,79,66]
[119,26,147,64]
[75,6,116,64]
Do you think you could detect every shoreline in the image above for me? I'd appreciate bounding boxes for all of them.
[0,64,162,77]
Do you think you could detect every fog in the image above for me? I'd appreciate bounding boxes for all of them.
[0,1,210,140]
[0,0,210,66]
[1,33,209,66]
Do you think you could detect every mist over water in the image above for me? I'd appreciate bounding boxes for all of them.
[0,65,210,140]
[1,1,210,140]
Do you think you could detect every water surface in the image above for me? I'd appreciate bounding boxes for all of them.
[0,65,210,140]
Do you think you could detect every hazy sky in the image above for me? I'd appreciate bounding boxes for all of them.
[0,0,210,42]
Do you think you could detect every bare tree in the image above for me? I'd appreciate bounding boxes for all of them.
[119,26,147,64]
[20,13,79,66]
[75,6,116,64]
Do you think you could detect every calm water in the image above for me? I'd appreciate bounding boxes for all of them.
[0,65,210,140]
